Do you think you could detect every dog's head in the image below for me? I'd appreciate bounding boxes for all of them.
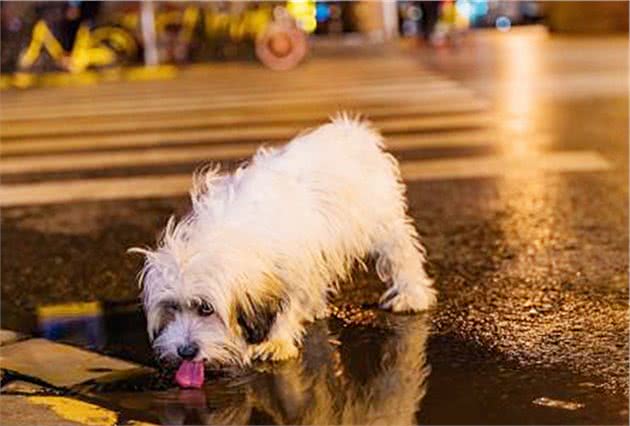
[130,216,285,369]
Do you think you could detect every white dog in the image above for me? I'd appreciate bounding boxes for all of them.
[131,114,436,387]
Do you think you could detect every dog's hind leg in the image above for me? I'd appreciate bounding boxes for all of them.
[373,220,436,312]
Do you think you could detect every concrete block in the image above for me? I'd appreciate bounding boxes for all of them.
[0,338,151,388]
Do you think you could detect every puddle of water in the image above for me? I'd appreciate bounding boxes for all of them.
[2,301,627,425]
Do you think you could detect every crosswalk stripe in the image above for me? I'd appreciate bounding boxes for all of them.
[2,77,461,107]
[0,74,449,109]
[400,151,611,180]
[1,73,446,109]
[1,99,489,139]
[1,113,492,156]
[1,82,477,121]
[0,152,611,207]
[2,53,610,210]
[0,131,497,175]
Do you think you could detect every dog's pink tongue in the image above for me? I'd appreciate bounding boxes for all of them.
[175,361,204,388]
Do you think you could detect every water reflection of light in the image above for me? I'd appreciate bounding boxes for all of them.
[496,31,554,232]
[498,31,546,157]
[494,32,566,343]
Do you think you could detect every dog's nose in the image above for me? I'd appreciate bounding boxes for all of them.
[177,343,199,360]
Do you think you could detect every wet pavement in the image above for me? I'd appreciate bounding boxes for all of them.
[3,303,627,425]
[1,28,628,424]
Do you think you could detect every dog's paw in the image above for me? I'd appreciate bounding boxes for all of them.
[379,285,436,312]
[250,339,299,362]
[314,305,331,320]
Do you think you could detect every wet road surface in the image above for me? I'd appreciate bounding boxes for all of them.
[1,28,628,424]
[3,303,626,424]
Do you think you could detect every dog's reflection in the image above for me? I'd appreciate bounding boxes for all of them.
[160,313,430,425]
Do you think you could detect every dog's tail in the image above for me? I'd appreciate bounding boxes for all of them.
[328,111,386,149]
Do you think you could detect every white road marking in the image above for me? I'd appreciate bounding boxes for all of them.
[1,174,191,207]
[1,113,492,155]
[0,74,450,109]
[1,80,476,121]
[0,131,496,174]
[400,151,611,180]
[1,99,489,139]
[0,151,611,207]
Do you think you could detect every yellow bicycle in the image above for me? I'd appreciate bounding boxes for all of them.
[19,20,137,73]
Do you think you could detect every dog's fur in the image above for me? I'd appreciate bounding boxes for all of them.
[131,114,436,367]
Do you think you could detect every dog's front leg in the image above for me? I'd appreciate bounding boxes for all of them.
[249,304,305,362]
[250,338,299,362]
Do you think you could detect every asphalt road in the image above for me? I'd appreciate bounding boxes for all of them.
[1,28,628,424]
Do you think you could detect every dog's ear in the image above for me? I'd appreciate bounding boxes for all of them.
[234,276,286,344]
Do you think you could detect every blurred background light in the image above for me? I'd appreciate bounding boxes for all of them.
[287,0,317,33]
[471,0,489,18]
[455,0,473,20]
[315,2,330,23]
[496,15,512,32]
[407,5,422,22]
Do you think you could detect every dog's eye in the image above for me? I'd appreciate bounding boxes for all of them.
[198,301,214,317]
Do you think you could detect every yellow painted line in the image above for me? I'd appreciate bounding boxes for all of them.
[27,396,118,426]
[25,396,158,426]
[0,131,495,175]
[0,113,491,156]
[37,301,101,318]
[0,151,610,207]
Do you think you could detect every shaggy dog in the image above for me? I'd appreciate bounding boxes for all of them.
[131,115,436,387]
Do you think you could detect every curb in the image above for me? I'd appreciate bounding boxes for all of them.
[0,329,156,426]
